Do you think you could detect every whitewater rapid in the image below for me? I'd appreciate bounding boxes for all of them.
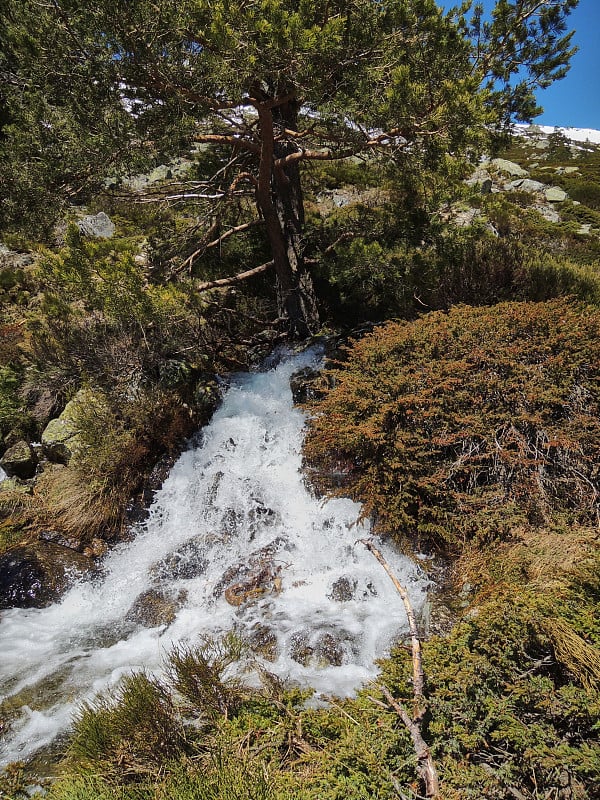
[0,346,427,766]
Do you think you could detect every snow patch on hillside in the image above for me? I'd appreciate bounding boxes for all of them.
[515,124,600,145]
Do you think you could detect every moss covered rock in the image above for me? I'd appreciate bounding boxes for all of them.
[0,439,37,479]
[40,389,99,463]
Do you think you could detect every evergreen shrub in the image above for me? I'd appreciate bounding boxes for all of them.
[304,299,600,549]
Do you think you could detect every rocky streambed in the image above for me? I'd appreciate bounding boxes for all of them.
[0,345,429,767]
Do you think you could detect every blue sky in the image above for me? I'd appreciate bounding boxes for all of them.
[533,0,600,130]
[443,1,600,130]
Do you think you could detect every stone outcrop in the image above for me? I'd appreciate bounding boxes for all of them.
[77,212,115,239]
[490,158,529,177]
[508,178,547,193]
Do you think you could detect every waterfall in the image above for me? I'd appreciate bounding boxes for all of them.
[0,346,427,766]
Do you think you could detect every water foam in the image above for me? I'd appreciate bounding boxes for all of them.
[0,346,427,765]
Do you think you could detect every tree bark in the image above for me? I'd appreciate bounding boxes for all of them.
[254,98,320,339]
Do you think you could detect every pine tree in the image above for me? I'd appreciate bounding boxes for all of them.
[0,1,578,336]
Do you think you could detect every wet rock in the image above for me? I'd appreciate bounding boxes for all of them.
[328,576,357,602]
[248,624,279,662]
[289,631,313,666]
[289,629,352,667]
[0,440,37,480]
[215,539,288,606]
[420,591,459,638]
[289,366,327,404]
[38,529,83,551]
[126,588,187,627]
[314,631,345,667]
[0,543,93,610]
[193,374,222,420]
[77,212,115,239]
[82,538,109,559]
[215,507,245,542]
[126,454,178,524]
[150,540,208,581]
[223,563,281,607]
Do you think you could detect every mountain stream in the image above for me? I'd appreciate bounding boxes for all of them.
[0,346,427,766]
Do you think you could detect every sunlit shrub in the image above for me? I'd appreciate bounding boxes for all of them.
[305,299,600,549]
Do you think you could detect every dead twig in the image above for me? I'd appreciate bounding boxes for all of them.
[359,538,440,799]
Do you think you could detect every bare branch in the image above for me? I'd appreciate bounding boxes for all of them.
[379,683,440,799]
[196,260,273,292]
[193,133,261,155]
[181,219,265,272]
[360,539,424,703]
[360,538,440,799]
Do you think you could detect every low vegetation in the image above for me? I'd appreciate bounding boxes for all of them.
[2,110,600,799]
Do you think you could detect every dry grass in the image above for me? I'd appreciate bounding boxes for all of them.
[456,524,599,593]
[34,466,126,540]
[541,617,600,690]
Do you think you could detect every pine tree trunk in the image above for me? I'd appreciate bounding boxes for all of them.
[254,98,319,339]
[271,100,319,338]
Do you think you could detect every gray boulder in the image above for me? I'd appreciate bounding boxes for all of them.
[77,212,115,239]
[41,415,80,464]
[41,389,99,463]
[0,245,35,269]
[537,205,561,224]
[508,179,546,193]
[545,186,568,203]
[453,207,481,227]
[490,158,528,178]
[465,168,493,194]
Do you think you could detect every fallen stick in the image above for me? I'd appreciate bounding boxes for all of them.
[359,538,440,799]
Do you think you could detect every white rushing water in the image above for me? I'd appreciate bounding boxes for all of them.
[0,346,427,766]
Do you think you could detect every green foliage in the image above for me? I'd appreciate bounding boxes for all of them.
[305,299,600,548]
[0,365,22,440]
[68,673,186,778]
[167,634,249,722]
[379,592,600,799]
